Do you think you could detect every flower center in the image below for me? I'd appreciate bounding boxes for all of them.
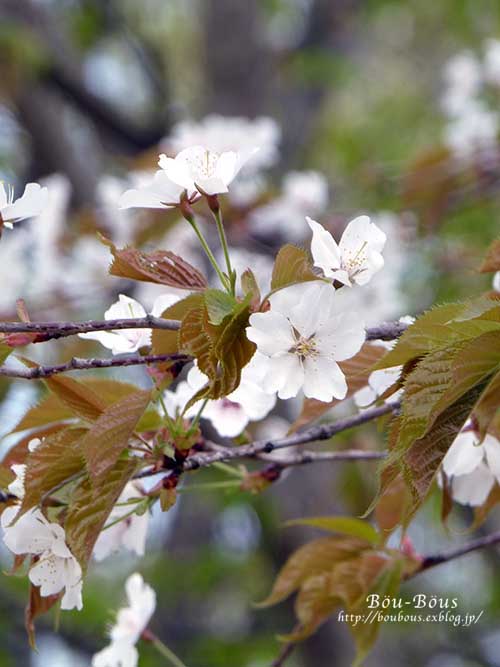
[290,331,318,360]
[190,150,219,179]
[342,241,368,275]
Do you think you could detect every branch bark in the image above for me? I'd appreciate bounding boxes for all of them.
[0,353,188,379]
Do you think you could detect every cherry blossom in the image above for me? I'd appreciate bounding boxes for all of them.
[0,182,48,229]
[307,215,386,287]
[441,51,482,117]
[483,38,500,86]
[493,272,500,292]
[444,102,498,158]
[246,282,365,402]
[164,114,280,173]
[92,573,156,667]
[250,170,329,242]
[7,437,42,499]
[441,429,500,506]
[119,169,197,210]
[158,145,257,196]
[93,482,149,562]
[79,293,179,355]
[1,507,82,610]
[165,352,277,438]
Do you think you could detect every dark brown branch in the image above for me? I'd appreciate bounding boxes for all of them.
[183,402,400,471]
[0,315,180,341]
[0,353,189,379]
[417,530,500,572]
[0,318,405,342]
[270,642,295,667]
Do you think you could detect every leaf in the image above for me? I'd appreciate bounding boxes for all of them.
[44,375,108,422]
[102,236,207,289]
[257,536,369,608]
[289,344,387,432]
[285,516,381,545]
[82,389,151,478]
[151,293,204,356]
[270,245,318,291]
[480,238,500,273]
[12,378,144,433]
[374,299,500,370]
[179,299,255,403]
[160,487,177,512]
[2,423,68,469]
[0,341,13,365]
[474,370,500,437]
[20,427,87,515]
[241,268,261,306]
[25,583,60,649]
[204,289,238,325]
[400,381,487,524]
[65,458,137,569]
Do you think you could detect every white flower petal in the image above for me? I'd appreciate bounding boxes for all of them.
[483,434,500,483]
[307,217,341,278]
[450,463,495,506]
[265,354,304,399]
[442,431,484,477]
[92,642,138,667]
[1,183,48,223]
[246,312,295,356]
[303,356,347,401]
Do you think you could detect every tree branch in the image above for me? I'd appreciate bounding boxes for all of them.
[417,530,500,572]
[0,318,405,342]
[0,353,189,379]
[0,315,180,341]
[183,402,400,471]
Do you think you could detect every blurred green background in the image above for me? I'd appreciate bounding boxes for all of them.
[0,1,500,666]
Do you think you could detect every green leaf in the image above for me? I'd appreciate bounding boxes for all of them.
[20,427,87,515]
[241,268,261,305]
[270,244,318,291]
[204,289,238,325]
[65,458,137,569]
[101,236,207,289]
[81,389,151,478]
[0,342,13,365]
[285,516,381,545]
[375,299,500,370]
[44,375,108,422]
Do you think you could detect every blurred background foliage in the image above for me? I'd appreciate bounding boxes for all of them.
[0,1,500,666]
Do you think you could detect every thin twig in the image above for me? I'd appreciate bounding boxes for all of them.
[0,318,406,343]
[270,642,295,667]
[0,353,189,379]
[0,315,180,341]
[418,530,500,572]
[183,402,400,471]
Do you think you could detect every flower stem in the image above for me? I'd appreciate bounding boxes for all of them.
[151,636,189,667]
[186,218,229,291]
[212,209,235,295]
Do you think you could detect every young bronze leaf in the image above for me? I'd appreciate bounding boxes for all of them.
[25,583,61,649]
[2,423,68,469]
[289,344,387,432]
[241,268,261,306]
[374,300,500,370]
[474,370,500,437]
[152,293,203,356]
[65,458,137,569]
[44,375,108,422]
[401,381,487,523]
[480,238,500,273]
[81,389,151,478]
[257,536,369,608]
[12,379,143,434]
[270,244,318,291]
[286,516,381,545]
[19,427,87,515]
[103,237,207,289]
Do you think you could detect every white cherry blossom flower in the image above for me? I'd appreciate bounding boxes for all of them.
[307,215,386,287]
[79,294,179,355]
[441,51,482,117]
[165,352,276,438]
[119,169,197,210]
[246,282,365,402]
[444,102,498,158]
[493,272,500,292]
[7,437,42,499]
[158,145,257,196]
[483,38,500,86]
[0,182,48,229]
[93,482,149,562]
[164,114,280,173]
[92,573,156,667]
[441,429,500,506]
[250,170,329,242]
[1,506,83,610]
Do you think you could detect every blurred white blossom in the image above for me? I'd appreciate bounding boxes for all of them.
[0,182,48,229]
